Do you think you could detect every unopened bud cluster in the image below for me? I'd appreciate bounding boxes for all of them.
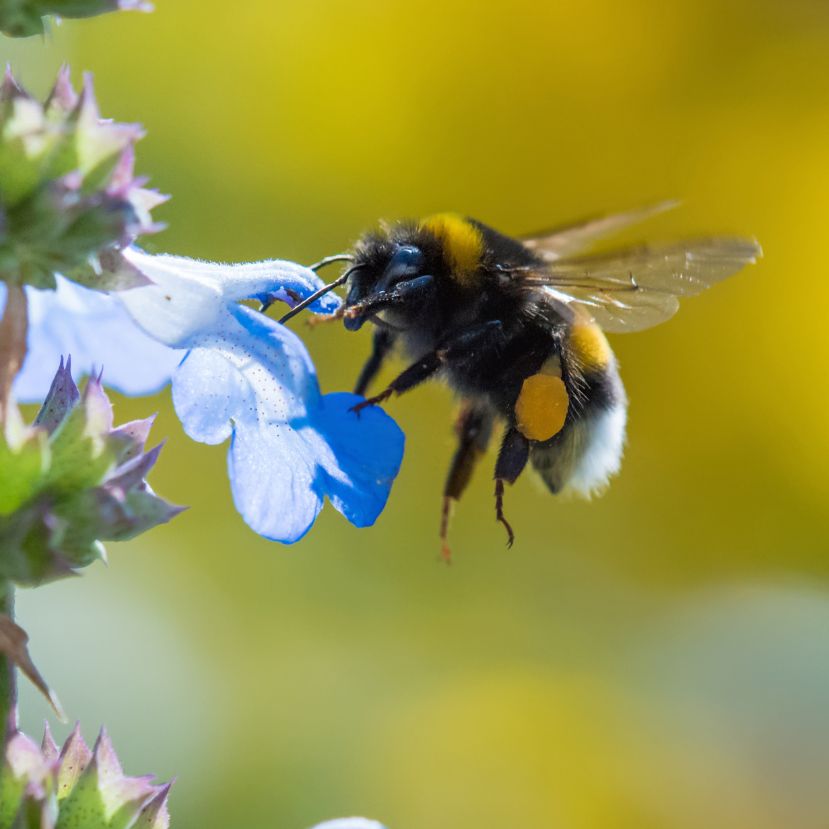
[0,68,164,293]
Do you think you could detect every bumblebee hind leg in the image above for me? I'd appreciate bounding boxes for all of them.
[440,404,494,562]
[493,428,530,548]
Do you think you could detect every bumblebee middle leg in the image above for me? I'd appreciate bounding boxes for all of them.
[440,404,494,562]
[350,320,503,415]
[350,350,442,414]
[493,427,530,548]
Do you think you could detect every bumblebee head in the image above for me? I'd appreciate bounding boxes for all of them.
[277,216,479,328]
[343,238,433,331]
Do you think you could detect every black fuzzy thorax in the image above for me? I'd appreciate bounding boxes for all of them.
[351,218,550,331]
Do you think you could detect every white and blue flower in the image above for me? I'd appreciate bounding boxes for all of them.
[3,249,404,543]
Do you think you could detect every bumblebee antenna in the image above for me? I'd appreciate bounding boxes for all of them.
[279,263,364,325]
[309,253,354,271]
[260,255,355,315]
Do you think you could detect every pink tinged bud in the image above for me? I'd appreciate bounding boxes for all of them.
[2,724,174,825]
[57,723,92,797]
[41,722,59,762]
[44,66,78,114]
[134,782,172,829]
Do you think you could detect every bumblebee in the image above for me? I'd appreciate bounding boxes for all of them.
[280,204,760,559]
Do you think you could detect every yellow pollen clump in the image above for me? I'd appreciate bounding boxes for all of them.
[515,373,569,442]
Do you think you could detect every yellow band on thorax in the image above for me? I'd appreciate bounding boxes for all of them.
[419,213,484,285]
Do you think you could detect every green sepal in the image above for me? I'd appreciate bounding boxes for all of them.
[0,360,182,587]
[0,427,48,516]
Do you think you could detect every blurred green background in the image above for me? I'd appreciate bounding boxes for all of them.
[5,1,829,827]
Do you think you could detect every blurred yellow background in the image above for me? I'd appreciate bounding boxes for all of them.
[5,1,829,827]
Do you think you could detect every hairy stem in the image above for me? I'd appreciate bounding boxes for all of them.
[0,284,28,425]
[0,583,15,740]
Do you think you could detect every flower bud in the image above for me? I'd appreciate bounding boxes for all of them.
[2,723,171,828]
[0,358,182,586]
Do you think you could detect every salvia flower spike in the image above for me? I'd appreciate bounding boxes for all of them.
[0,67,164,292]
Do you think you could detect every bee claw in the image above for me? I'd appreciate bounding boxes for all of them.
[494,479,515,548]
[350,388,393,416]
[497,514,515,548]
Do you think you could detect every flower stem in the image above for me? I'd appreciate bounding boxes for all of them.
[0,582,15,740]
[0,285,25,741]
[0,283,28,425]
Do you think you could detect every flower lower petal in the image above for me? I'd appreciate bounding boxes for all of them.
[312,393,405,528]
[171,349,250,445]
[228,419,324,543]
[169,304,404,541]
[171,304,318,443]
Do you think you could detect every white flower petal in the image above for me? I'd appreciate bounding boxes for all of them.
[1,277,179,403]
[119,248,339,349]
[118,249,226,348]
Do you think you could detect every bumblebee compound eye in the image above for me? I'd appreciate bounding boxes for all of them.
[376,245,424,292]
[343,247,423,330]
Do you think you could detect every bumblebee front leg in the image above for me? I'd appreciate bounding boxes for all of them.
[305,307,345,327]
[493,427,530,548]
[440,405,494,562]
[354,328,396,396]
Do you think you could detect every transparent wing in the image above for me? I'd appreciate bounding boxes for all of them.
[522,201,679,261]
[522,238,761,333]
